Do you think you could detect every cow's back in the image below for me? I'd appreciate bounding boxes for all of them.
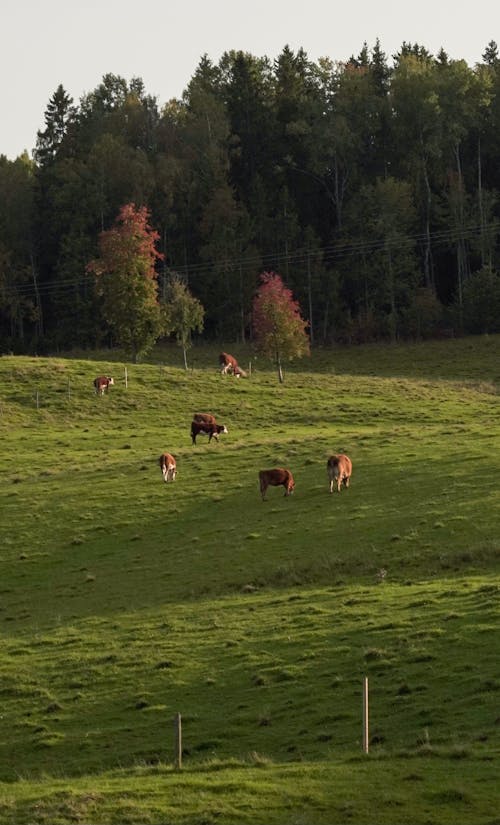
[193,413,216,425]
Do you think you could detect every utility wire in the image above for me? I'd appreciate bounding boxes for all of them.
[2,219,498,299]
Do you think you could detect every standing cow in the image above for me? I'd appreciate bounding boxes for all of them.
[219,352,247,378]
[94,375,114,395]
[259,468,295,501]
[191,420,228,445]
[159,452,177,483]
[327,454,352,493]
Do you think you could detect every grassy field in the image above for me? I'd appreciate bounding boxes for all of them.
[0,336,499,824]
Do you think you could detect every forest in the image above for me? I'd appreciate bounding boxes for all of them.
[1,39,500,353]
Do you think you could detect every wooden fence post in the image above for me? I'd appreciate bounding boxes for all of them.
[249,360,252,376]
[124,367,128,389]
[174,712,182,769]
[363,676,369,754]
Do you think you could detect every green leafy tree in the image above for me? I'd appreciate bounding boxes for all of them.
[390,53,441,289]
[87,203,163,361]
[0,154,38,345]
[343,177,418,341]
[454,266,500,333]
[163,274,205,369]
[252,271,309,383]
[199,181,258,340]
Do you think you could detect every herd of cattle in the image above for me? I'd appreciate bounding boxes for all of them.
[94,352,353,500]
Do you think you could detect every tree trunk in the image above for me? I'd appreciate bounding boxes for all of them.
[454,141,470,297]
[239,264,246,342]
[387,246,396,343]
[31,255,43,339]
[307,253,314,347]
[183,345,188,370]
[421,148,434,289]
[277,353,284,383]
[477,136,488,268]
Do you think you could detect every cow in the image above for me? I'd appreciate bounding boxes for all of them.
[193,413,217,426]
[191,420,228,445]
[259,468,295,501]
[219,352,247,378]
[327,454,352,493]
[94,375,114,395]
[159,452,177,483]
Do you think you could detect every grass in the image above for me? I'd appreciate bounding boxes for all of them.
[0,336,499,824]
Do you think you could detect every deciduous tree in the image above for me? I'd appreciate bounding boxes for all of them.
[252,271,309,383]
[87,203,163,361]
[163,274,204,369]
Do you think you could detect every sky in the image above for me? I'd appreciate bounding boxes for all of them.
[2,0,499,160]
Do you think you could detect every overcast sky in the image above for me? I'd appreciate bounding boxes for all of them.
[2,0,498,160]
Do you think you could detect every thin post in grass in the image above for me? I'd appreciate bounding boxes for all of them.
[174,712,182,769]
[362,676,369,754]
[67,379,71,401]
[35,390,40,410]
[249,360,252,376]
[124,366,128,389]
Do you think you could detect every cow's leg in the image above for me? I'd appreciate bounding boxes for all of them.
[260,480,267,501]
[328,474,334,494]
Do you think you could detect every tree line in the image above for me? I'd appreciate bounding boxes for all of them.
[2,39,500,354]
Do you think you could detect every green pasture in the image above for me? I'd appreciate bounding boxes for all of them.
[0,337,499,824]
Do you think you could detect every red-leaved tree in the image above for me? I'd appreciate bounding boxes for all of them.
[87,203,164,361]
[252,271,310,383]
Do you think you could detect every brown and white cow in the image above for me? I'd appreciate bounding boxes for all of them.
[193,412,217,426]
[219,352,247,378]
[259,468,295,501]
[159,452,177,483]
[94,375,114,395]
[191,420,228,445]
[327,454,352,493]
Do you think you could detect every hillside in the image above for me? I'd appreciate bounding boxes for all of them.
[0,337,499,824]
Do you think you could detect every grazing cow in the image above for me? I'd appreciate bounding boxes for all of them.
[159,452,177,483]
[219,352,247,378]
[259,468,295,501]
[193,412,217,426]
[94,375,114,395]
[327,454,352,493]
[191,420,228,445]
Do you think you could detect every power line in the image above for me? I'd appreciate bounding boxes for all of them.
[2,219,498,299]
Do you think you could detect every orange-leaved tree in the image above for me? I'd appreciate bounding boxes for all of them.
[87,203,164,362]
[252,271,309,383]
